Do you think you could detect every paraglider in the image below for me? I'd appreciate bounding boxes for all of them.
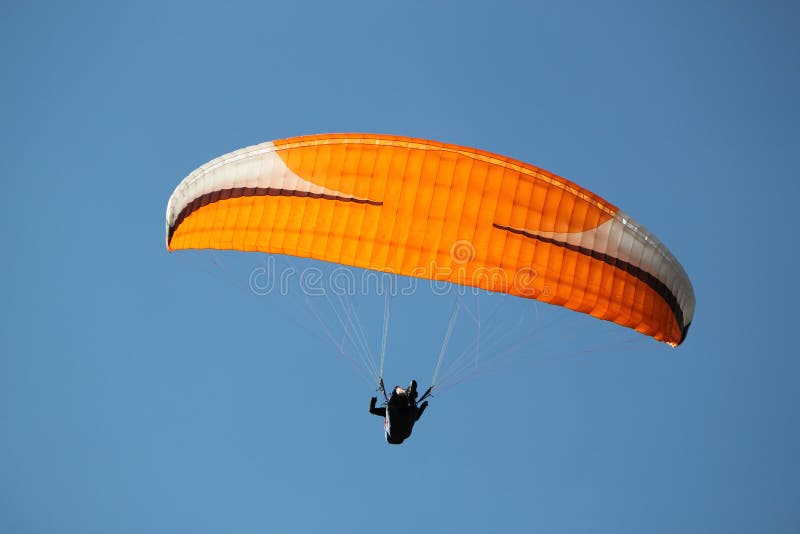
[166,133,694,346]
[369,379,429,444]
[166,133,696,444]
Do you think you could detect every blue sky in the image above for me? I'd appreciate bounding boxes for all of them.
[2,1,798,532]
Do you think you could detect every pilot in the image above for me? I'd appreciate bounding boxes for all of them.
[369,380,428,444]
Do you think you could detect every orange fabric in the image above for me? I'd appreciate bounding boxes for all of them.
[169,134,684,345]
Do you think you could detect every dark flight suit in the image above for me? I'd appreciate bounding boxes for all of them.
[370,388,428,444]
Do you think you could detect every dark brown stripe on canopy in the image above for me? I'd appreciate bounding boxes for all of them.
[167,186,383,246]
[493,223,688,344]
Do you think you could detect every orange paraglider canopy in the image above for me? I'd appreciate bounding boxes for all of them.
[166,134,694,346]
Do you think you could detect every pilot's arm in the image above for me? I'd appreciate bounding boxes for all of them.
[415,401,428,421]
[369,397,386,417]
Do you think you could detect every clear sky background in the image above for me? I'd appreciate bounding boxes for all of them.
[2,1,798,533]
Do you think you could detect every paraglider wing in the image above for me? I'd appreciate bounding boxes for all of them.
[166,134,694,346]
